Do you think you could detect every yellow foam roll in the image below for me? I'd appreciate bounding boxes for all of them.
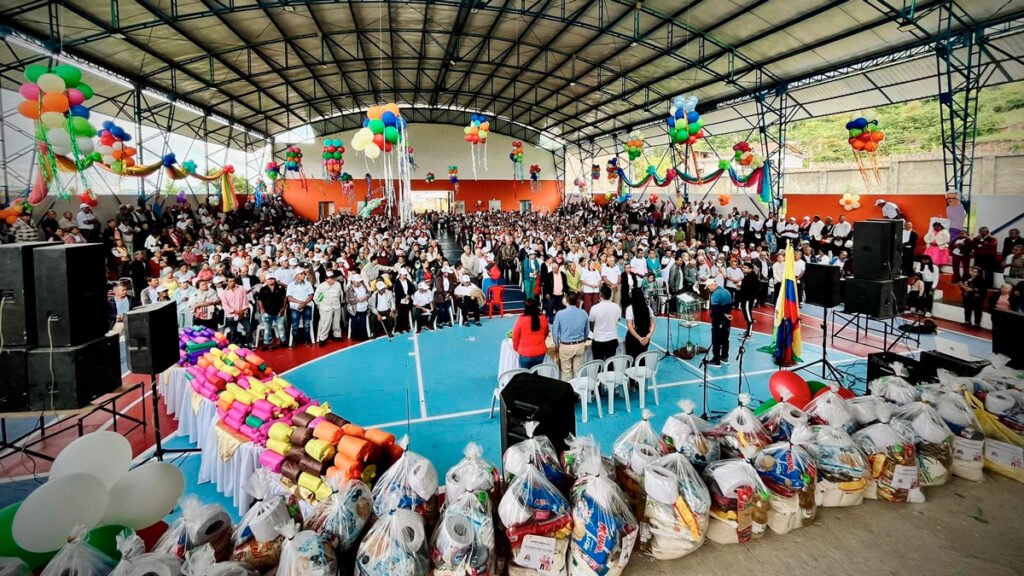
[298,472,325,494]
[227,344,239,351]
[305,405,329,417]
[267,437,291,456]
[226,366,241,378]
[247,376,265,389]
[232,388,255,405]
[314,483,333,501]
[249,380,270,396]
[218,390,236,404]
[273,391,298,409]
[208,348,224,357]
[266,394,287,408]
[269,422,294,442]
[272,377,290,391]
[305,439,337,462]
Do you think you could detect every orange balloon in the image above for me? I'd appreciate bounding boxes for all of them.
[41,92,69,113]
[851,139,865,151]
[124,147,136,156]
[367,106,383,120]
[871,131,884,142]
[125,157,136,167]
[480,121,490,131]
[112,150,124,160]
[382,103,400,117]
[864,142,878,152]
[5,215,17,225]
[18,100,40,119]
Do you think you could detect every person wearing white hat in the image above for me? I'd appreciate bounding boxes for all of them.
[286,269,315,346]
[411,281,436,332]
[454,274,484,326]
[370,279,397,338]
[314,270,344,344]
[345,274,370,341]
[76,203,98,242]
[433,261,458,327]
[875,198,901,219]
[275,257,296,286]
[393,267,415,333]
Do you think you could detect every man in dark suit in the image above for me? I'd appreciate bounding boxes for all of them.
[393,268,416,333]
[541,261,568,321]
[901,220,918,276]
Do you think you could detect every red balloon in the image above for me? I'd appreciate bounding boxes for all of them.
[384,142,393,153]
[815,386,856,400]
[769,370,812,409]
[373,134,385,148]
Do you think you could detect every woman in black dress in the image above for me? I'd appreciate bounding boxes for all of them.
[625,287,655,358]
[738,262,760,339]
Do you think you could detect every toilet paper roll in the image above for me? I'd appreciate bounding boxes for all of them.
[985,391,1016,415]
[498,493,532,527]
[118,555,183,576]
[189,506,233,558]
[408,456,439,500]
[434,512,474,567]
[248,498,291,543]
[393,509,427,551]
[629,444,661,475]
[644,465,680,505]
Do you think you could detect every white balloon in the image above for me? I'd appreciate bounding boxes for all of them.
[102,154,116,164]
[13,473,109,552]
[50,431,131,488]
[112,141,125,150]
[36,73,65,94]
[40,111,65,129]
[46,128,71,148]
[75,137,95,155]
[96,144,112,154]
[51,143,72,156]
[364,143,381,159]
[101,462,184,529]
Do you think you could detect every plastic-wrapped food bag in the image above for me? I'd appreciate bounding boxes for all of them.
[702,458,771,545]
[869,376,919,406]
[751,425,817,534]
[852,405,924,503]
[568,475,638,576]
[182,544,257,576]
[275,521,336,576]
[803,385,856,432]
[372,437,439,526]
[499,462,573,576]
[562,435,613,485]
[230,469,302,572]
[640,453,710,561]
[807,425,869,508]
[661,400,720,470]
[110,529,183,576]
[0,559,29,576]
[153,496,235,561]
[445,442,502,502]
[892,402,955,487]
[504,421,567,490]
[303,478,373,554]
[846,395,887,428]
[930,391,985,481]
[712,395,771,459]
[978,354,1024,389]
[965,391,1024,485]
[612,409,668,522]
[355,509,429,576]
[431,491,495,576]
[984,390,1024,432]
[758,402,809,442]
[40,526,115,576]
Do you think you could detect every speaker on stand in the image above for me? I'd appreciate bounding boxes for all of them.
[796,263,847,382]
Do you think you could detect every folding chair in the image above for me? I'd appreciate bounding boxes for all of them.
[491,369,529,419]
[597,355,633,414]
[625,350,662,409]
[569,360,604,423]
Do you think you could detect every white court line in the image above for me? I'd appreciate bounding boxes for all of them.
[366,408,491,430]
[410,328,428,419]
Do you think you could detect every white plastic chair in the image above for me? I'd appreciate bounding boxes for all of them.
[625,350,662,409]
[598,355,633,414]
[568,360,604,423]
[530,362,561,380]
[491,368,529,419]
[655,278,670,314]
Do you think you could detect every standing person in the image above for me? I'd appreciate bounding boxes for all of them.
[345,275,370,341]
[565,261,582,298]
[257,274,287,350]
[393,268,415,333]
[370,279,397,337]
[950,229,974,283]
[624,287,655,359]
[542,261,567,322]
[601,255,622,309]
[219,276,250,345]
[512,299,550,369]
[286,270,314,346]
[666,254,685,313]
[960,266,987,328]
[433,264,457,327]
[973,227,999,288]
[589,284,621,362]
[552,292,588,381]
[1002,228,1023,259]
[580,259,602,313]
[738,262,759,339]
[454,275,484,326]
[499,238,519,285]
[522,251,542,300]
[708,279,733,367]
[107,284,135,335]
[901,221,919,276]
[314,271,344,344]
[76,203,98,242]
[922,222,951,267]
[916,255,938,317]
[190,278,220,329]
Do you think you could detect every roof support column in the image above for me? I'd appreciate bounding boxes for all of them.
[754,83,793,213]
[133,85,145,200]
[552,145,566,206]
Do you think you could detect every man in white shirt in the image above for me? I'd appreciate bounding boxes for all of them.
[589,285,621,362]
[276,258,298,285]
[76,203,98,241]
[411,282,436,332]
[831,215,852,248]
[875,198,901,219]
[454,275,483,326]
[313,270,344,344]
[601,255,622,307]
[370,279,396,338]
[629,250,647,276]
[808,216,825,252]
[286,270,314,346]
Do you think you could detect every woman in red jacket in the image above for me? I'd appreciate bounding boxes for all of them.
[512,299,550,369]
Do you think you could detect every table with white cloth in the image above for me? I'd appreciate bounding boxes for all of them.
[498,337,622,377]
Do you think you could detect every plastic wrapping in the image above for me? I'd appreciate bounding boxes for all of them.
[869,376,919,406]
[275,521,335,576]
[562,435,613,484]
[40,527,115,576]
[702,459,771,544]
[355,509,429,576]
[965,392,1024,484]
[639,453,710,561]
[752,426,818,534]
[568,475,638,576]
[304,478,373,554]
[611,410,668,523]
[926,390,986,481]
[430,491,495,576]
[503,422,567,490]
[0,559,29,576]
[712,395,771,459]
[660,400,720,470]
[110,529,183,576]
[846,395,888,427]
[499,462,572,576]
[984,390,1024,431]
[852,409,924,503]
[807,425,869,507]
[977,354,1024,389]
[803,386,856,432]
[892,402,955,487]
[182,544,258,576]
[445,442,502,503]
[234,469,301,546]
[153,497,235,561]
[757,402,809,442]
[372,438,439,526]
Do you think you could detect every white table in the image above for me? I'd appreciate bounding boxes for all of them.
[497,338,621,378]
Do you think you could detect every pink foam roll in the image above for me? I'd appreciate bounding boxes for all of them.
[216,370,233,382]
[236,348,251,357]
[228,405,251,419]
[258,450,285,473]
[189,380,204,394]
[283,387,310,404]
[216,408,228,419]
[193,336,209,344]
[239,424,260,441]
[224,414,244,430]
[253,399,274,413]
[201,382,218,396]
[251,409,273,422]
[308,417,325,429]
[204,365,219,376]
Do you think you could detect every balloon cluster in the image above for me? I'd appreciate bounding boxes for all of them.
[606,158,618,182]
[510,141,524,163]
[425,172,436,183]
[448,165,459,185]
[0,203,27,225]
[96,121,136,172]
[182,159,198,175]
[340,172,354,195]
[322,138,345,180]
[718,193,731,206]
[731,141,764,168]
[265,161,281,181]
[573,177,587,194]
[284,146,303,172]
[667,94,703,146]
[464,114,489,144]
[352,103,405,159]
[18,64,97,158]
[529,165,541,181]
[624,131,644,161]
[839,192,861,212]
[590,164,600,180]
[78,188,98,207]
[846,116,885,152]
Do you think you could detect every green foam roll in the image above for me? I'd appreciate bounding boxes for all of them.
[245,414,264,429]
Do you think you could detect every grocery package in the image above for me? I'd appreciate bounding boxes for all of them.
[846,395,887,428]
[499,461,573,576]
[233,469,302,557]
[965,391,1024,485]
[568,475,638,576]
[0,559,29,576]
[758,402,809,442]
[660,400,720,471]
[852,406,924,503]
[445,442,503,503]
[503,422,568,491]
[892,402,955,487]
[803,386,856,433]
[562,435,614,485]
[371,438,439,527]
[984,390,1024,432]
[639,453,710,560]
[273,521,336,576]
[110,529,183,576]
[976,354,1024,390]
[869,376,919,406]
[612,410,668,522]
[921,379,987,482]
[39,526,115,576]
[751,426,817,534]
[431,491,496,576]
[807,425,869,507]
[356,509,430,576]
[154,497,235,561]
[712,395,771,459]
[303,477,373,556]
[702,458,771,544]
[182,544,257,576]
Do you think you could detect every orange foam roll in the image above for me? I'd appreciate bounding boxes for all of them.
[364,429,396,448]
[342,423,365,438]
[313,421,343,444]
[336,435,371,462]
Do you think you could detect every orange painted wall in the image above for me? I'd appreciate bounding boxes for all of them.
[281,179,561,221]
[785,194,948,229]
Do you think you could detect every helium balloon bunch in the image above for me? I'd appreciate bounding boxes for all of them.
[0,202,28,225]
[510,141,525,181]
[624,131,644,161]
[284,146,303,173]
[839,192,861,212]
[78,188,99,208]
[96,121,136,173]
[425,172,436,183]
[322,138,345,181]
[339,172,354,196]
[464,114,490,178]
[606,158,619,183]
[265,161,281,181]
[590,164,601,180]
[731,141,764,169]
[352,103,405,160]
[666,94,703,146]
[529,164,541,193]
[182,159,198,175]
[845,115,885,189]
[573,177,587,195]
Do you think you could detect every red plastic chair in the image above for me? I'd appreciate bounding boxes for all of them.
[486,285,505,318]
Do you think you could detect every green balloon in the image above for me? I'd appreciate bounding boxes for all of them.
[85,525,130,562]
[323,152,331,159]
[25,64,49,83]
[71,116,96,137]
[0,502,58,569]
[753,398,778,417]
[368,119,385,134]
[333,151,342,159]
[688,121,702,135]
[384,126,399,144]
[77,83,94,100]
[807,380,828,396]
[718,159,732,170]
[53,64,82,88]
[849,128,862,138]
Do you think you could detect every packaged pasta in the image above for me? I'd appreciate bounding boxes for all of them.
[702,459,771,544]
[712,395,771,459]
[892,402,955,487]
[504,421,568,491]
[568,475,638,576]
[751,426,818,534]
[661,400,720,471]
[807,425,869,507]
[640,453,710,560]
[757,402,809,442]
[499,462,573,576]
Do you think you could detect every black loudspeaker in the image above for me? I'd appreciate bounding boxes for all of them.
[852,219,902,280]
[0,348,29,412]
[842,277,906,318]
[0,242,56,347]
[125,301,180,374]
[33,243,108,347]
[803,263,841,308]
[866,352,922,384]
[500,373,576,457]
[27,334,121,410]
[916,350,990,382]
[991,309,1024,368]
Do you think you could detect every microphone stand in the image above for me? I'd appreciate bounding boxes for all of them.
[735,336,749,400]
[698,341,715,420]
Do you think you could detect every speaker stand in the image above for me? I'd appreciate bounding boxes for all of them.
[149,371,201,462]
[795,307,847,383]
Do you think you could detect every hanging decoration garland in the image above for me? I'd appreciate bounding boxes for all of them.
[845,115,885,190]
[529,164,541,194]
[510,141,525,182]
[351,104,412,224]
[321,139,344,182]
[464,114,489,179]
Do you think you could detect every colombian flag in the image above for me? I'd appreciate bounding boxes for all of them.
[764,244,802,366]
